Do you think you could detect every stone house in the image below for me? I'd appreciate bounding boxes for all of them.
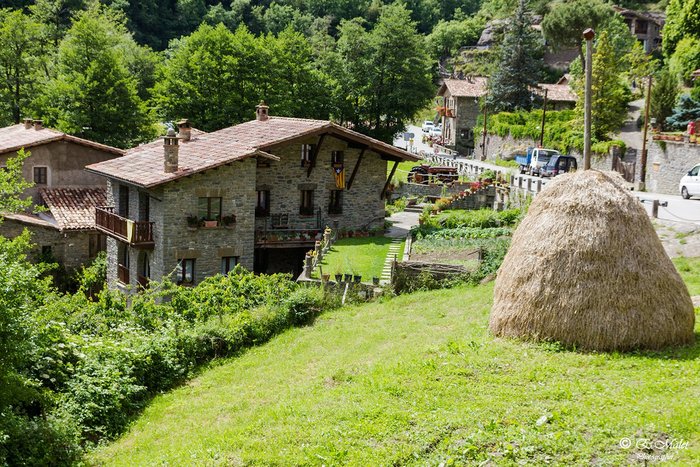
[0,120,124,271]
[437,77,576,156]
[614,6,664,54]
[86,105,419,290]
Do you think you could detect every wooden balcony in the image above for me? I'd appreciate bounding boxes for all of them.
[95,206,154,248]
[255,209,322,247]
[117,264,130,284]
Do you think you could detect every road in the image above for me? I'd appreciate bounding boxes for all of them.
[635,192,700,225]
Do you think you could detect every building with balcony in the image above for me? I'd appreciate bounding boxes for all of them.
[614,6,664,54]
[436,77,576,156]
[0,120,124,273]
[86,106,419,290]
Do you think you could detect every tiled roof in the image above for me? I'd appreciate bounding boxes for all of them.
[40,187,108,230]
[86,117,419,188]
[537,84,577,103]
[2,212,57,229]
[438,78,488,98]
[439,77,577,103]
[0,124,124,156]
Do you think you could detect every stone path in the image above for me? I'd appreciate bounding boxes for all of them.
[380,210,421,285]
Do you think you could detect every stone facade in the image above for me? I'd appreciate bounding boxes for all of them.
[108,135,389,289]
[442,95,481,155]
[0,140,117,205]
[647,140,700,195]
[1,217,101,271]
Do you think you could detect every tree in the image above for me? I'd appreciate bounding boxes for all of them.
[666,94,700,131]
[426,15,483,60]
[0,10,41,125]
[485,0,543,113]
[669,37,700,86]
[37,5,157,148]
[0,149,33,214]
[663,0,700,58]
[541,0,615,68]
[29,0,85,47]
[586,30,631,139]
[333,3,434,142]
[650,69,679,131]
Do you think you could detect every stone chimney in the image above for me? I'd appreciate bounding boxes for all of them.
[177,119,191,142]
[23,118,33,129]
[255,101,269,121]
[164,127,179,173]
[33,119,43,131]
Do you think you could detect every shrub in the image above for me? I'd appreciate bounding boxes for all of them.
[285,286,331,325]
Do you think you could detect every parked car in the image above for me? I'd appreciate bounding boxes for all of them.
[540,155,578,177]
[429,125,442,138]
[679,164,700,199]
[422,120,435,133]
[514,147,560,175]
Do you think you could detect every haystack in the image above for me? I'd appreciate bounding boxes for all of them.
[490,170,695,351]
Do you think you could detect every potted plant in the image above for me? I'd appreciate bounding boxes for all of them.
[321,273,330,283]
[344,273,353,282]
[222,214,236,228]
[372,276,380,285]
[203,219,218,228]
[186,215,200,230]
[353,274,362,283]
[334,271,343,283]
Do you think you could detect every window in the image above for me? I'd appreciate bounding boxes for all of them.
[88,234,106,258]
[256,190,270,217]
[33,166,47,185]
[300,190,314,215]
[221,256,239,275]
[176,258,195,285]
[329,190,343,215]
[690,166,700,177]
[118,185,129,218]
[301,144,315,167]
[331,150,344,165]
[198,197,222,221]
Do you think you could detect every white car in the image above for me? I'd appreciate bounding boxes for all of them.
[421,120,435,133]
[429,126,442,138]
[679,164,700,199]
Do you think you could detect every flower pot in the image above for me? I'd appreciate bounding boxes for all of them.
[203,220,218,228]
[353,275,361,283]
[335,274,343,283]
[372,277,380,285]
[321,273,330,283]
[344,273,352,282]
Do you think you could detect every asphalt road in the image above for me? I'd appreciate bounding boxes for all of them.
[635,192,700,225]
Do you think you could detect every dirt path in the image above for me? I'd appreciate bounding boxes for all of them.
[653,219,700,258]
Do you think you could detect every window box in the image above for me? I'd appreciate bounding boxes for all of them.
[203,220,219,228]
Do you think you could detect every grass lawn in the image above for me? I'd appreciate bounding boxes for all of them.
[93,262,700,465]
[389,160,420,184]
[674,256,700,295]
[312,236,404,280]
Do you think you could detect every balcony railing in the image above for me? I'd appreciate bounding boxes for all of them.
[117,264,130,284]
[255,209,323,245]
[95,206,154,248]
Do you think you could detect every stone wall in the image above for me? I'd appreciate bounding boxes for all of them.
[647,140,700,195]
[0,218,100,271]
[392,181,475,200]
[0,139,118,205]
[481,133,611,172]
[258,136,387,232]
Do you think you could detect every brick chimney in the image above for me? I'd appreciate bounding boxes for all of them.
[255,101,269,121]
[164,127,179,173]
[33,119,43,130]
[177,119,191,142]
[23,118,33,129]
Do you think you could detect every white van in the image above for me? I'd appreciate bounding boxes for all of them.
[679,164,700,199]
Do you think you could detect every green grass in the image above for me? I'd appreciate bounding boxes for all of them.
[312,236,404,280]
[674,256,700,295]
[93,264,700,465]
[390,160,420,184]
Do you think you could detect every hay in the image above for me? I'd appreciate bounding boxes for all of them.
[490,170,695,351]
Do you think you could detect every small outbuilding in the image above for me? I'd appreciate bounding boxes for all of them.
[490,170,695,351]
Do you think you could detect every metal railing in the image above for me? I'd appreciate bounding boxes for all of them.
[95,206,154,247]
[255,209,323,245]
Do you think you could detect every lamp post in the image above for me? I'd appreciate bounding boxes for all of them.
[539,87,548,148]
[583,28,595,170]
[640,75,652,191]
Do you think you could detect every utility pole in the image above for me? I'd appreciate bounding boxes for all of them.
[583,28,595,170]
[539,87,548,148]
[640,75,652,191]
[480,103,488,161]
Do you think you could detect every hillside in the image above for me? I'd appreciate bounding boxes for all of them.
[93,282,700,465]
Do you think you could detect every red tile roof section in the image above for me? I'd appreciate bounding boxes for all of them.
[87,117,419,188]
[40,187,108,230]
[537,84,577,102]
[438,78,488,98]
[0,124,124,156]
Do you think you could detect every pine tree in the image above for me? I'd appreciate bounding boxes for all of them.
[485,0,543,113]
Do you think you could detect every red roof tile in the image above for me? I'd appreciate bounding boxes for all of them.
[40,187,108,230]
[0,124,124,156]
[87,117,419,188]
[438,78,488,98]
[537,84,577,103]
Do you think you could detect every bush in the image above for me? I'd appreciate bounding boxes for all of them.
[285,286,332,325]
[417,208,523,232]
